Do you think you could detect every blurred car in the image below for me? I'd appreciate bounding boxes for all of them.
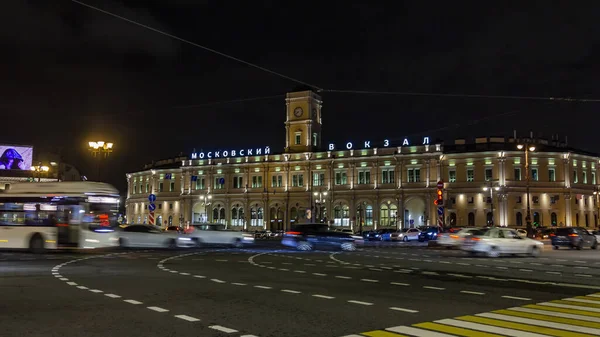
[437,227,480,248]
[382,228,420,242]
[418,226,441,241]
[187,223,254,247]
[461,227,544,257]
[281,223,356,251]
[118,224,195,248]
[550,227,597,250]
[365,228,396,241]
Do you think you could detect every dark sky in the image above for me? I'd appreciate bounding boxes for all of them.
[3,1,600,193]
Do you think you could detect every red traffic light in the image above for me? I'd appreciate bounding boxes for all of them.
[434,200,439,205]
[436,190,443,197]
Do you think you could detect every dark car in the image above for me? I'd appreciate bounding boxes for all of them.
[281,223,356,251]
[550,227,597,250]
[365,228,395,241]
[418,226,441,242]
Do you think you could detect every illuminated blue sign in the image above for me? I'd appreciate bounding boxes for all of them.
[327,137,430,151]
[191,146,271,159]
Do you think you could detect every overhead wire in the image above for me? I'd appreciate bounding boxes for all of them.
[171,94,284,109]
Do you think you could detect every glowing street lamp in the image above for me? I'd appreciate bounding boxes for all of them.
[88,141,114,181]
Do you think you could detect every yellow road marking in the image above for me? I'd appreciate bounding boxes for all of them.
[457,315,596,337]
[525,304,600,318]
[361,330,407,337]
[493,309,600,329]
[414,322,505,337]
[554,300,600,309]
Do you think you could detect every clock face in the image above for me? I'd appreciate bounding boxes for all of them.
[294,107,303,117]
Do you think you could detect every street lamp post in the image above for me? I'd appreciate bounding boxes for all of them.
[88,141,114,181]
[30,162,49,182]
[517,144,536,237]
[200,193,212,223]
[482,182,500,227]
[313,191,327,223]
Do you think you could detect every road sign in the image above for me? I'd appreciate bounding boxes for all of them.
[437,180,444,189]
[149,203,156,211]
[219,177,225,185]
[437,206,444,216]
[148,194,156,202]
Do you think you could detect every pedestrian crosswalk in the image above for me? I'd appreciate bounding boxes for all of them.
[344,293,600,337]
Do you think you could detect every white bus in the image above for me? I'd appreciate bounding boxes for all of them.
[0,181,121,253]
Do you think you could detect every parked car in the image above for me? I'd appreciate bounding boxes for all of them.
[187,223,254,247]
[118,224,195,248]
[550,227,597,250]
[461,227,544,257]
[281,223,356,251]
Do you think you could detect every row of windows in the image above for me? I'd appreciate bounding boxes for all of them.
[450,211,598,227]
[447,167,596,184]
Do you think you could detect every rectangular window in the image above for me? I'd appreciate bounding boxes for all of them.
[312,133,318,146]
[169,203,173,210]
[593,172,597,185]
[573,170,578,183]
[146,183,150,193]
[252,176,263,188]
[358,171,371,184]
[214,177,225,189]
[407,168,420,182]
[485,168,493,181]
[169,182,175,192]
[232,176,243,189]
[531,168,538,181]
[271,175,283,187]
[294,132,301,145]
[466,169,474,182]
[312,173,325,186]
[514,168,521,181]
[382,169,395,184]
[159,182,164,192]
[134,185,137,194]
[292,174,304,187]
[335,172,347,185]
[548,168,555,182]
[448,170,456,183]
[516,196,522,203]
[583,171,588,184]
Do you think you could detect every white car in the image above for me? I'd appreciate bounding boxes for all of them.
[188,223,254,247]
[118,225,195,248]
[461,227,544,258]
[393,228,421,242]
[437,227,480,248]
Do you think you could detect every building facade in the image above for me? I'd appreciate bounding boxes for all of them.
[125,90,600,231]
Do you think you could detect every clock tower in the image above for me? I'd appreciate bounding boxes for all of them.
[284,90,323,153]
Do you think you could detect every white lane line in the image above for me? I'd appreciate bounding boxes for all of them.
[576,274,593,277]
[335,275,352,279]
[496,267,508,270]
[389,307,419,313]
[422,271,439,275]
[520,269,533,272]
[390,282,410,286]
[423,286,445,290]
[76,286,88,290]
[304,263,316,266]
[124,299,143,305]
[312,294,335,299]
[575,266,589,269]
[461,290,485,295]
[174,314,200,322]
[194,275,206,278]
[59,278,69,281]
[546,271,561,275]
[105,294,121,298]
[447,273,472,278]
[348,300,373,306]
[502,295,531,301]
[89,289,103,293]
[436,318,547,337]
[211,279,226,283]
[231,282,246,286]
[313,273,327,276]
[180,272,191,275]
[254,285,272,289]
[281,289,301,294]
[360,279,379,283]
[147,306,169,312]
[279,268,289,271]
[169,270,178,273]
[456,262,470,266]
[294,270,306,273]
[530,262,542,266]
[369,268,383,271]
[66,282,77,286]
[209,325,238,333]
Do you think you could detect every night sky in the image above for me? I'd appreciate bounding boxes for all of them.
[3,1,600,194]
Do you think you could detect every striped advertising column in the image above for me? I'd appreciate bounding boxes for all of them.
[148,194,156,226]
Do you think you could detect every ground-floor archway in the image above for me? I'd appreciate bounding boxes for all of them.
[404,196,426,228]
[192,202,208,223]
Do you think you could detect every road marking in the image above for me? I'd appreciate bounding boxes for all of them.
[59,278,69,281]
[254,285,272,289]
[231,282,246,286]
[461,291,485,295]
[281,289,301,294]
[546,271,561,274]
[279,268,289,271]
[209,325,238,333]
[369,268,383,271]
[348,300,373,306]
[194,275,206,278]
[496,267,508,269]
[391,282,410,286]
[66,282,77,286]
[147,306,169,312]
[174,314,200,322]
[574,260,586,263]
[313,273,327,276]
[105,294,121,298]
[389,307,419,313]
[448,273,472,278]
[336,275,352,279]
[423,286,445,290]
[76,286,88,290]
[294,270,306,273]
[304,263,316,266]
[575,266,589,269]
[312,294,335,299]
[422,271,439,275]
[576,274,593,277]
[170,270,178,273]
[211,279,226,283]
[520,269,533,272]
[502,295,531,301]
[180,272,190,275]
[89,289,103,293]
[361,279,379,282]
[124,299,143,305]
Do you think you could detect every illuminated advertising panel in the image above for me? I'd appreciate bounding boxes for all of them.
[0,145,33,170]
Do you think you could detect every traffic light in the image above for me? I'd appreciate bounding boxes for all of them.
[436,189,443,206]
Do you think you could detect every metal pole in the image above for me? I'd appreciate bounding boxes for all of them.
[490,182,494,227]
[525,148,532,237]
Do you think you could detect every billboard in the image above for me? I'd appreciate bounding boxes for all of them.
[0,145,33,170]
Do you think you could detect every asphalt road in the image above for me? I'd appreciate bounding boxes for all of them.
[2,241,600,337]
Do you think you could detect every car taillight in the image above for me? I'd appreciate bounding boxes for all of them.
[549,234,555,237]
[285,231,301,236]
[568,234,579,237]
[450,235,459,239]
[471,237,480,241]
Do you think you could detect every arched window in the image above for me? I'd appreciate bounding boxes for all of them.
[449,213,457,226]
[250,207,258,227]
[486,212,493,225]
[238,208,245,226]
[257,207,264,227]
[468,212,475,226]
[516,212,523,226]
[231,207,244,227]
[333,206,342,226]
[551,212,557,226]
[365,205,373,226]
[219,208,225,224]
[213,208,219,222]
[168,215,173,226]
[389,204,398,226]
[380,205,389,227]
[156,215,163,227]
[533,212,540,226]
[342,205,350,226]
[231,208,238,225]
